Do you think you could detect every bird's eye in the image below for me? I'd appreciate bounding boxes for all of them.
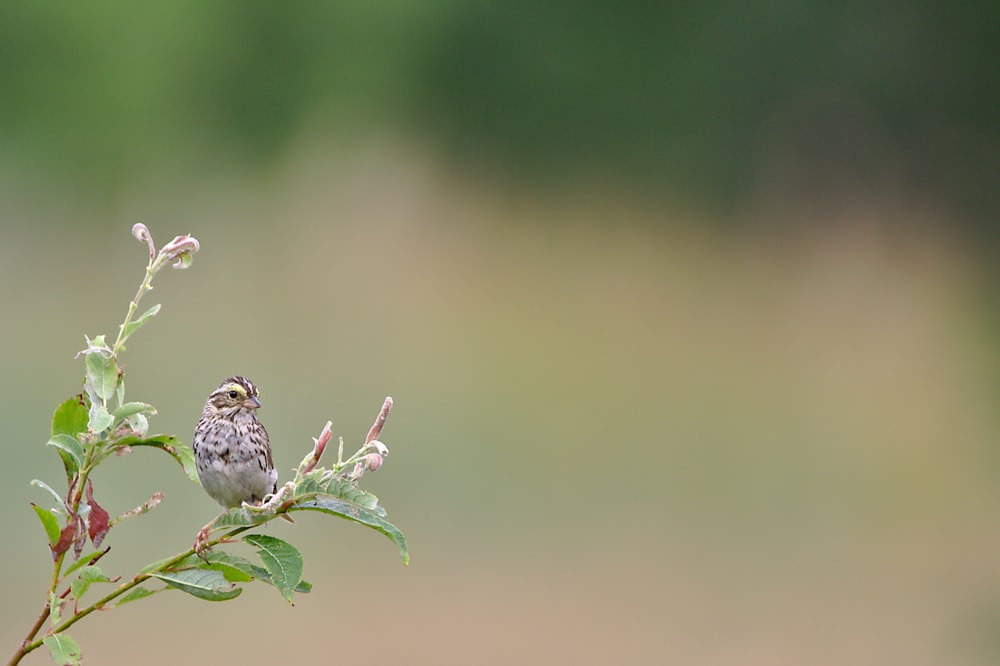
[228,390,239,399]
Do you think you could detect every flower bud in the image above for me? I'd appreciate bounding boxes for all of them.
[161,234,200,269]
[132,223,155,259]
[363,452,384,472]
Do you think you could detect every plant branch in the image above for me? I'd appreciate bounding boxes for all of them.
[12,225,404,666]
[13,525,254,663]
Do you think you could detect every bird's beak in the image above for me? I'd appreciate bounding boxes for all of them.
[243,396,261,410]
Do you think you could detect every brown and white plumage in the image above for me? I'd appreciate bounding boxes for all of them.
[193,376,276,508]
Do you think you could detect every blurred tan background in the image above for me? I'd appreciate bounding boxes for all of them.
[1,4,998,665]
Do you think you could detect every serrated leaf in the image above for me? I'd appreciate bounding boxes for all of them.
[85,351,118,402]
[112,435,199,483]
[113,402,157,421]
[323,477,385,514]
[70,565,111,600]
[32,504,61,546]
[44,633,82,665]
[243,534,303,604]
[151,569,242,601]
[47,434,84,479]
[114,586,156,607]
[88,402,114,434]
[294,476,322,495]
[292,496,409,565]
[202,505,271,533]
[51,396,89,438]
[121,303,161,339]
[295,474,385,515]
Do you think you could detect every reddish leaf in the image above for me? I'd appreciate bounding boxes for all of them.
[85,481,111,548]
[50,523,77,561]
[73,515,87,559]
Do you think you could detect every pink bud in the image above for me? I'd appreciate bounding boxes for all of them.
[161,234,200,269]
[132,223,155,259]
[363,452,383,472]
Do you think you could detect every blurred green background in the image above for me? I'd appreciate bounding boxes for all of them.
[2,3,998,664]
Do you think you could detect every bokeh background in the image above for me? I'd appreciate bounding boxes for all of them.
[1,3,998,664]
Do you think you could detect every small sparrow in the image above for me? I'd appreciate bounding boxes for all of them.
[193,376,277,509]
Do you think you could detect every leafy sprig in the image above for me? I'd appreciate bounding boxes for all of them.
[9,226,407,666]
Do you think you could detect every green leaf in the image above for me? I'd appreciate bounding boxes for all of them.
[243,534,304,604]
[247,564,312,593]
[172,443,198,483]
[121,303,161,340]
[150,569,242,601]
[46,435,84,477]
[324,477,386,515]
[296,475,384,514]
[292,496,409,565]
[88,402,114,434]
[32,504,61,546]
[70,565,111,600]
[112,435,199,483]
[43,633,82,666]
[203,505,270,533]
[51,396,89,438]
[85,351,119,402]
[196,551,256,583]
[114,586,156,607]
[113,402,157,421]
[165,552,313,592]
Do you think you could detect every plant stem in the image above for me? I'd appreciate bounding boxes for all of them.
[9,450,99,665]
[11,606,50,665]
[111,261,156,356]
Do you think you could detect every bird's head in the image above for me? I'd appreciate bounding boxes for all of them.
[205,376,261,416]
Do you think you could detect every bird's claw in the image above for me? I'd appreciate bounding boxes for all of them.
[194,524,213,558]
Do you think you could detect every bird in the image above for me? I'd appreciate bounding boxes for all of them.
[193,376,277,510]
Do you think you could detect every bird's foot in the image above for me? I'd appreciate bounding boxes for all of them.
[194,522,214,558]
